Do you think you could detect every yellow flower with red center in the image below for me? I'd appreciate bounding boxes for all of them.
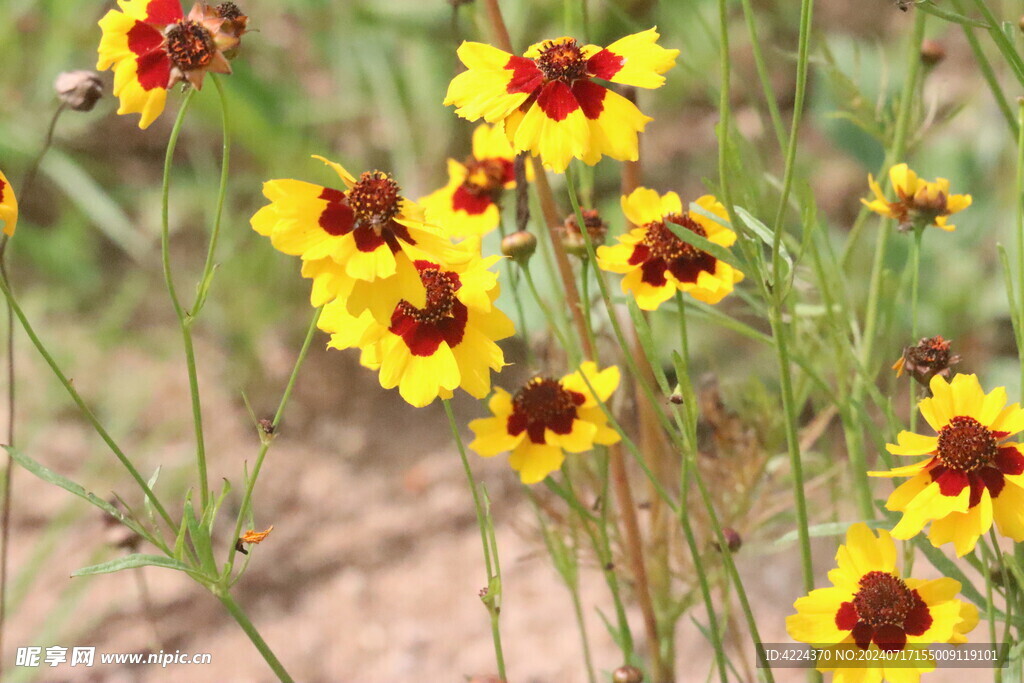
[251,156,454,297]
[317,251,514,408]
[787,523,978,683]
[420,124,523,239]
[0,169,17,236]
[97,0,245,129]
[869,373,1024,557]
[596,188,743,310]
[862,163,972,232]
[444,28,678,172]
[468,363,620,484]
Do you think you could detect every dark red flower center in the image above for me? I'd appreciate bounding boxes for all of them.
[462,157,511,197]
[348,171,401,229]
[396,268,459,324]
[643,215,707,263]
[853,571,915,628]
[507,378,586,444]
[0,178,6,204]
[937,416,997,473]
[535,39,589,82]
[164,20,214,71]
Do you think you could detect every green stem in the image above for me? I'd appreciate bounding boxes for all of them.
[0,275,176,532]
[1015,98,1024,402]
[442,399,506,680]
[190,75,231,319]
[950,0,1018,137]
[159,88,210,512]
[979,537,1002,683]
[968,0,1024,87]
[908,227,923,434]
[229,307,322,573]
[522,265,577,363]
[215,589,293,682]
[738,0,788,152]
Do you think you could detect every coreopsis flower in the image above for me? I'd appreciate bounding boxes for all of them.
[893,335,961,387]
[444,28,678,172]
[317,253,514,408]
[787,523,977,682]
[0,169,17,236]
[420,124,519,238]
[97,0,245,129]
[468,363,621,484]
[596,188,743,310]
[869,374,1024,556]
[251,156,453,285]
[862,163,971,232]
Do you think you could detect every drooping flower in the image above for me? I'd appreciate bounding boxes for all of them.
[420,124,520,238]
[869,374,1024,556]
[787,523,977,683]
[251,156,453,286]
[597,188,743,310]
[317,252,514,408]
[444,28,678,172]
[469,363,620,484]
[97,0,245,129]
[862,163,971,232]
[0,169,18,236]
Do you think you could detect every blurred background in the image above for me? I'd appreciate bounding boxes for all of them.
[0,0,1021,680]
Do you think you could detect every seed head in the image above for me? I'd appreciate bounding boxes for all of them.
[54,71,104,112]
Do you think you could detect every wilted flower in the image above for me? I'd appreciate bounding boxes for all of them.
[862,163,971,232]
[893,335,961,386]
[561,208,607,256]
[54,71,104,112]
[97,0,246,129]
[444,28,678,172]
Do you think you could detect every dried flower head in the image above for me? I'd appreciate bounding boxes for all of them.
[561,208,607,256]
[54,71,104,112]
[893,335,961,386]
[920,39,946,67]
[236,525,273,554]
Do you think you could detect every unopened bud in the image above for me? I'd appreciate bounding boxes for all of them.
[612,665,644,683]
[713,527,742,553]
[55,71,103,112]
[920,40,946,67]
[561,208,608,257]
[501,230,537,264]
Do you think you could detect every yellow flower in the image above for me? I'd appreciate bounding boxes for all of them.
[444,28,678,172]
[0,169,18,236]
[787,523,978,683]
[97,0,243,129]
[596,188,743,310]
[251,156,454,285]
[317,251,514,408]
[469,363,621,484]
[862,163,972,232]
[869,373,1024,556]
[420,124,524,239]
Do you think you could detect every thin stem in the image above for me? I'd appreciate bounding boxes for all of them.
[908,228,923,433]
[950,0,1018,137]
[738,0,787,153]
[0,275,175,530]
[190,75,231,318]
[159,88,210,512]
[215,589,293,682]
[229,307,322,573]
[442,399,506,680]
[1015,98,1024,402]
[0,99,68,680]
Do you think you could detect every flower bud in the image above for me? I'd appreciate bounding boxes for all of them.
[501,230,537,264]
[920,40,946,67]
[561,208,608,257]
[713,527,742,553]
[612,666,644,683]
[54,71,104,112]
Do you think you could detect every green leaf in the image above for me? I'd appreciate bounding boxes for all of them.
[5,447,151,543]
[915,538,993,614]
[185,499,218,577]
[143,466,162,530]
[916,1,989,28]
[773,520,888,546]
[72,554,192,577]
